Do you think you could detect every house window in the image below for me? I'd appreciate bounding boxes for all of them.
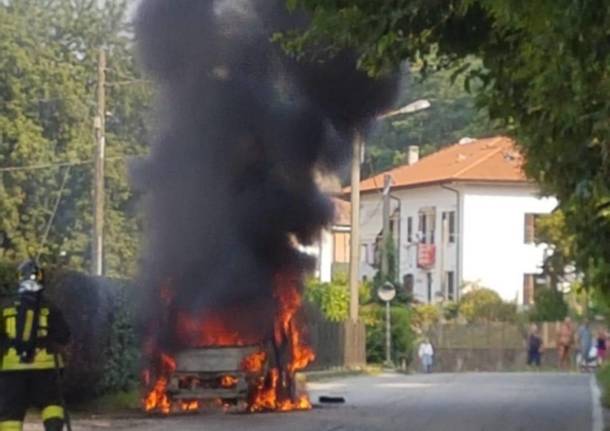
[448,211,456,243]
[442,211,456,244]
[407,217,413,243]
[333,232,350,263]
[524,213,540,244]
[523,273,535,305]
[418,209,436,244]
[446,271,455,301]
[403,274,414,296]
[418,213,427,243]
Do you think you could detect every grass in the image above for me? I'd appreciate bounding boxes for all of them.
[597,363,610,408]
[69,389,141,415]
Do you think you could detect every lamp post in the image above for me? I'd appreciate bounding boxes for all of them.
[348,99,431,322]
[377,282,397,366]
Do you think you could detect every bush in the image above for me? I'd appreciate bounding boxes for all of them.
[45,270,139,401]
[411,304,441,329]
[364,305,415,365]
[0,259,17,296]
[304,277,349,322]
[529,288,568,321]
[459,286,517,323]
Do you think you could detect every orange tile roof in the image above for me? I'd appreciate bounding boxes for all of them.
[359,136,527,193]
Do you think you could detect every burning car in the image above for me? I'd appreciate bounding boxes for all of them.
[143,273,314,415]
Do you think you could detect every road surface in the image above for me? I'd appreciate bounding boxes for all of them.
[27,372,601,431]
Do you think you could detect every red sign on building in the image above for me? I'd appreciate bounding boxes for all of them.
[417,244,436,269]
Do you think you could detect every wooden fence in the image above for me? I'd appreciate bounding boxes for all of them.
[305,309,366,369]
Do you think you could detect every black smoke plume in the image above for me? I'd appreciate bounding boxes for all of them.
[134,0,399,352]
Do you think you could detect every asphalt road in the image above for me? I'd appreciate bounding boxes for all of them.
[26,372,600,431]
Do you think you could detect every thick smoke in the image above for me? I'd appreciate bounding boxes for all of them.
[134,0,399,350]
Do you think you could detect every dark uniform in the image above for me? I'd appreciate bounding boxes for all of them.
[0,261,70,431]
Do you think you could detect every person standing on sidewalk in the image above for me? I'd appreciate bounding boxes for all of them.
[527,324,543,367]
[597,328,607,365]
[418,338,434,373]
[557,317,574,369]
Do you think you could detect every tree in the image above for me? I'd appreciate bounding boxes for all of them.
[0,1,150,277]
[529,288,568,322]
[364,58,499,177]
[281,0,610,298]
[536,210,577,289]
[458,285,516,323]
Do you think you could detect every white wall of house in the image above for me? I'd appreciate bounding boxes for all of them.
[318,229,333,282]
[359,182,557,305]
[360,185,458,302]
[461,183,557,303]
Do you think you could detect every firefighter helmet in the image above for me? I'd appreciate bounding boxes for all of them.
[17,259,44,293]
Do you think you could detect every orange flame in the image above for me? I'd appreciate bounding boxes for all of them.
[143,269,314,415]
[144,354,176,414]
[242,351,267,373]
[220,375,238,388]
[246,272,315,412]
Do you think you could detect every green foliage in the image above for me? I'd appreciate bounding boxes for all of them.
[411,304,441,329]
[443,302,460,320]
[458,284,517,323]
[0,259,16,296]
[597,363,610,408]
[529,288,568,322]
[100,282,139,393]
[304,276,349,322]
[43,271,140,400]
[0,1,150,278]
[364,61,499,176]
[364,305,415,365]
[283,0,610,301]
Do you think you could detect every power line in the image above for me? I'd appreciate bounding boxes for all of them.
[0,155,143,173]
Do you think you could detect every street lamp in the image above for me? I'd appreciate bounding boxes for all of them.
[377,282,397,366]
[377,99,431,120]
[348,99,431,323]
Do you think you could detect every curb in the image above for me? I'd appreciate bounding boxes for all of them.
[591,374,604,431]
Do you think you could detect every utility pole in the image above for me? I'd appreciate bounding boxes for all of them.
[381,174,392,281]
[92,48,106,276]
[349,130,364,322]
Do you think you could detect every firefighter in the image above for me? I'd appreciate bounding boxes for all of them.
[0,260,71,431]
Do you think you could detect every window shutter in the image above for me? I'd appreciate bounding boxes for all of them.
[523,274,535,305]
[524,213,535,243]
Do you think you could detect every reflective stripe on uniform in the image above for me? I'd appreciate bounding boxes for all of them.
[1,308,16,317]
[38,310,48,337]
[1,306,60,372]
[41,405,64,421]
[5,317,16,339]
[1,347,60,371]
[22,310,34,342]
[0,421,23,431]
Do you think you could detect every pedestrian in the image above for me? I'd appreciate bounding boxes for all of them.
[527,324,543,367]
[577,320,593,369]
[0,260,71,431]
[597,329,607,365]
[418,338,434,373]
[557,317,574,369]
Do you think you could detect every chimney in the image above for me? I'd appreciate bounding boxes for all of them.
[407,145,419,165]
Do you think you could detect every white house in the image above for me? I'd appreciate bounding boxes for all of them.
[357,136,557,305]
[301,197,351,283]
